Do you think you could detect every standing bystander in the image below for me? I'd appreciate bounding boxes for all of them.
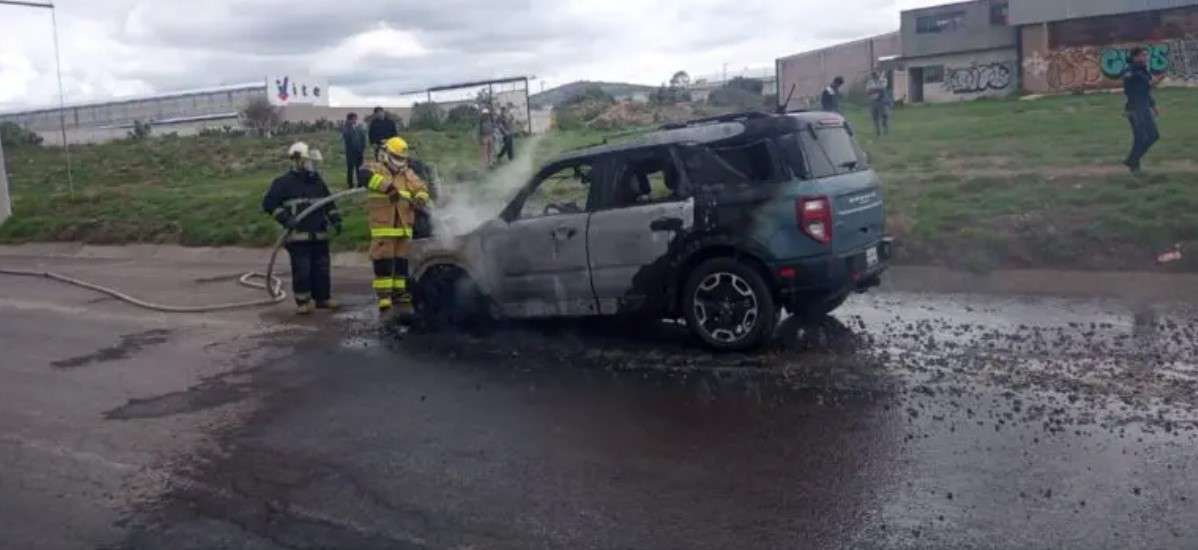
[341,113,367,188]
[821,76,845,114]
[368,106,399,158]
[866,72,892,137]
[496,106,516,163]
[478,108,496,170]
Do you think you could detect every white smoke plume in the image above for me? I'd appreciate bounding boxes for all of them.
[431,134,546,239]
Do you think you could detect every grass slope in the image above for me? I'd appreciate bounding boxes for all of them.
[2,89,1195,270]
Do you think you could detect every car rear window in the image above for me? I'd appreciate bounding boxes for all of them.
[785,125,869,179]
[678,141,779,187]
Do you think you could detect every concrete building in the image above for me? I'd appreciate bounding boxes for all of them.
[0,84,266,145]
[1012,0,1198,93]
[899,0,1019,103]
[0,83,413,145]
[776,32,902,110]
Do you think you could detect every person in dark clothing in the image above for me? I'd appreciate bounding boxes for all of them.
[262,142,343,315]
[821,76,845,113]
[341,113,368,188]
[495,106,516,162]
[368,106,399,157]
[1122,47,1163,174]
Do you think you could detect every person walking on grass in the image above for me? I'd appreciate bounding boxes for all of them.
[341,113,367,188]
[866,71,892,137]
[1122,47,1164,174]
[478,107,496,170]
[821,76,845,114]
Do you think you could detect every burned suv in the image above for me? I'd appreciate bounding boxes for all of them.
[411,111,890,351]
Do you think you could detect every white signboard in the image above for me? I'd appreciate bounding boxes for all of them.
[267,75,330,106]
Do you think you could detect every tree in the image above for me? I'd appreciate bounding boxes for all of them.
[669,71,691,89]
[409,101,444,131]
[240,96,281,137]
[725,77,764,95]
[0,122,43,148]
[446,104,481,128]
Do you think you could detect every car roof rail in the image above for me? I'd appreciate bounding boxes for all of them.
[659,111,771,130]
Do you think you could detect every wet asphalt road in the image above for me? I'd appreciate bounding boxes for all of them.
[3,255,1198,549]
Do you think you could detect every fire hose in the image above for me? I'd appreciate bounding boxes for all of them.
[0,187,367,313]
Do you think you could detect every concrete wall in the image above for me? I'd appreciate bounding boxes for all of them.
[908,49,1020,102]
[903,0,1018,59]
[34,116,244,146]
[0,85,266,132]
[777,32,902,109]
[1010,0,1198,25]
[1021,5,1198,93]
[281,105,413,126]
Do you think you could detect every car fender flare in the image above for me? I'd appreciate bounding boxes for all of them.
[662,234,776,315]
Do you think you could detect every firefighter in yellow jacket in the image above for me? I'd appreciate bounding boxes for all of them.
[359,137,431,320]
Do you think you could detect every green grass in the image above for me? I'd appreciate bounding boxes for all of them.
[2,89,1197,271]
[842,88,1198,271]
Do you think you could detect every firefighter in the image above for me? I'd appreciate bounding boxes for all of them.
[359,136,430,321]
[262,142,342,314]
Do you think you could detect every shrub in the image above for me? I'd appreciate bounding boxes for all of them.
[240,96,281,137]
[1,121,44,147]
[409,102,444,131]
[127,119,153,140]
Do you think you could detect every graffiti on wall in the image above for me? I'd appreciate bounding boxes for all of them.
[944,62,1014,94]
[1029,37,1198,91]
[1099,44,1170,77]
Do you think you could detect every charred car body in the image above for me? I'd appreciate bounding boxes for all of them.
[410,111,891,350]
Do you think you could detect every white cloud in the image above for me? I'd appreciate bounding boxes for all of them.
[0,0,952,112]
[311,25,429,78]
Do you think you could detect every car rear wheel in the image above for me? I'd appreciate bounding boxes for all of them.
[683,258,777,351]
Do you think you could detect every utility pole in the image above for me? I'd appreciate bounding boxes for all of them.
[0,134,9,225]
[0,0,68,223]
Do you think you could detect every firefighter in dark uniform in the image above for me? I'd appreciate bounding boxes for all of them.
[359,136,430,322]
[262,142,343,315]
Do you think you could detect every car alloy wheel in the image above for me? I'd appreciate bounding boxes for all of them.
[692,271,760,344]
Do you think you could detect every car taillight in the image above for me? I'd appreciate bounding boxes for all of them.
[797,196,832,244]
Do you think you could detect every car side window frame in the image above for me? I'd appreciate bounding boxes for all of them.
[593,147,690,211]
[500,159,602,222]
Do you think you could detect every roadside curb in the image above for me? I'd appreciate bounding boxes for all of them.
[4,243,1197,304]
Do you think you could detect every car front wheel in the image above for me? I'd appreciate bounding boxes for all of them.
[682,258,777,351]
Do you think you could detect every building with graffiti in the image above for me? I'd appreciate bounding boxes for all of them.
[897,0,1019,103]
[1013,0,1198,94]
[775,32,903,110]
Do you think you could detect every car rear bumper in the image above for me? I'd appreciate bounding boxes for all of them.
[769,237,893,297]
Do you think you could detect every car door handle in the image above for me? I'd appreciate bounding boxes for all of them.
[650,217,683,232]
[551,226,577,241]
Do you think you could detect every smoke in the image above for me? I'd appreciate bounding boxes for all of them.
[431,134,546,240]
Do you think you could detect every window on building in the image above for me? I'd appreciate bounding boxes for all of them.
[990,1,1009,26]
[916,11,966,34]
[923,66,945,84]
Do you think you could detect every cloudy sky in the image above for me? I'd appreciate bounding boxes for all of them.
[0,0,944,111]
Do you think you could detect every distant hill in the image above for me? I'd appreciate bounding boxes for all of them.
[530,81,657,108]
